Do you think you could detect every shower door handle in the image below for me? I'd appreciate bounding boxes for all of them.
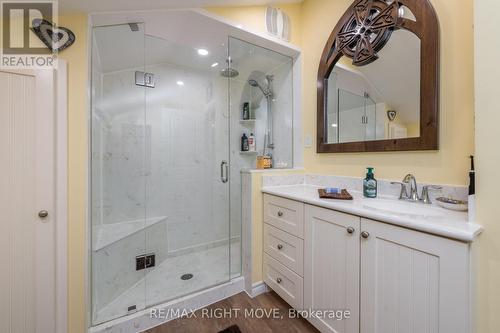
[221,160,229,183]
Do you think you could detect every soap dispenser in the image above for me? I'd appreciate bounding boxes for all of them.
[363,167,377,198]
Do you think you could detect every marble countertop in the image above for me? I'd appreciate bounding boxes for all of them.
[262,184,483,242]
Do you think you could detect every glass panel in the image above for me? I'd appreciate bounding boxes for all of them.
[228,37,294,169]
[338,89,366,143]
[144,34,231,308]
[228,37,293,277]
[365,95,376,141]
[91,23,147,325]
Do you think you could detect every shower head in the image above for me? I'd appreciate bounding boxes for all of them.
[248,79,259,87]
[220,67,239,78]
[248,79,272,98]
[220,57,239,78]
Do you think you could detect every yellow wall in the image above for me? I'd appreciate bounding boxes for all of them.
[211,0,474,186]
[59,1,478,329]
[211,0,476,286]
[58,14,88,333]
[300,0,474,186]
[207,4,303,46]
[474,0,500,331]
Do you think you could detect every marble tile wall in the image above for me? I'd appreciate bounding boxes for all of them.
[92,63,236,321]
[91,38,295,323]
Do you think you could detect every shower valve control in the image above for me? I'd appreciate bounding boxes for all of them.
[136,253,156,271]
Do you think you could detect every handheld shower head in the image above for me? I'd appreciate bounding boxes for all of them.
[248,79,271,98]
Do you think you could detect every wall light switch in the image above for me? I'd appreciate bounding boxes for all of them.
[304,134,312,148]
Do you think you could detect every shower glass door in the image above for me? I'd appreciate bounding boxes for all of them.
[91,24,232,325]
[143,34,231,308]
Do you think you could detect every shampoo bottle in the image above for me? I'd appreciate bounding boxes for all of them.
[363,167,377,198]
[248,133,256,152]
[242,102,250,120]
[241,133,249,152]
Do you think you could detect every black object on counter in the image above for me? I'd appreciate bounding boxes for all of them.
[469,155,475,195]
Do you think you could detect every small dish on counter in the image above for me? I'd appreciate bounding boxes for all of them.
[436,197,468,211]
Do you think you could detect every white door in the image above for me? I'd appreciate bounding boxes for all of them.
[360,218,470,333]
[0,69,56,333]
[304,205,360,333]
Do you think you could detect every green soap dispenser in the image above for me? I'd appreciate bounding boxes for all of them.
[363,167,377,198]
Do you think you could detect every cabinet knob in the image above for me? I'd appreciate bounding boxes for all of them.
[277,211,284,217]
[276,277,282,284]
[38,210,49,218]
[361,231,370,239]
[347,227,355,234]
[277,244,283,250]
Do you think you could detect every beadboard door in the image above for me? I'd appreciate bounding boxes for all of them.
[304,205,360,333]
[360,218,470,333]
[0,69,56,333]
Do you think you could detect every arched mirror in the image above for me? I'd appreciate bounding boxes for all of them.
[317,0,439,153]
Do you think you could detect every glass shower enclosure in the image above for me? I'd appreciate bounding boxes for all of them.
[337,89,377,143]
[91,24,234,324]
[90,18,295,326]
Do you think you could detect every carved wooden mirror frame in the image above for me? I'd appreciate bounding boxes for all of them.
[317,0,439,153]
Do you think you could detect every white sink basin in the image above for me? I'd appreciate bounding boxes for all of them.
[362,198,445,219]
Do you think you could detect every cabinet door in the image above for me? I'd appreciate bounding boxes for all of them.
[304,205,360,333]
[360,218,470,333]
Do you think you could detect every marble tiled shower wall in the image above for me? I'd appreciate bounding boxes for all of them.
[91,32,295,324]
[91,60,237,319]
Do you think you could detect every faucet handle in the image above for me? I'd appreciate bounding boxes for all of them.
[391,181,409,200]
[420,185,443,204]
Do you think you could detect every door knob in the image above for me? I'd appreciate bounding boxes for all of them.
[361,231,370,239]
[277,211,283,217]
[276,277,282,284]
[347,227,355,234]
[38,210,49,218]
[277,244,283,250]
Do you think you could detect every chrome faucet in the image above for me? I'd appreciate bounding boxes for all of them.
[391,174,442,204]
[403,174,419,201]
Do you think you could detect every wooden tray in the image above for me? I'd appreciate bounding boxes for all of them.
[318,189,353,200]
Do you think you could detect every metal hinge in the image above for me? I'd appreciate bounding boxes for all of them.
[135,71,155,88]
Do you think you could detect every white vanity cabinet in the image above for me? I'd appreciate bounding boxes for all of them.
[304,205,360,333]
[262,194,473,333]
[360,218,470,333]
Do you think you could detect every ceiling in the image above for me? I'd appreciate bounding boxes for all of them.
[59,0,302,14]
[92,11,292,76]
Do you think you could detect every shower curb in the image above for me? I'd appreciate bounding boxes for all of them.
[89,277,245,333]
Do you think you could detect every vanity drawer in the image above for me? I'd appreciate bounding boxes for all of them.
[264,224,304,276]
[264,254,304,309]
[264,194,304,238]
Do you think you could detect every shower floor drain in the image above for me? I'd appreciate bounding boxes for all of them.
[181,273,193,280]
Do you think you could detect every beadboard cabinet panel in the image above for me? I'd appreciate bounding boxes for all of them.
[304,205,360,333]
[360,218,470,333]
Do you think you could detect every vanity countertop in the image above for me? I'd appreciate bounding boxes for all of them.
[262,184,483,242]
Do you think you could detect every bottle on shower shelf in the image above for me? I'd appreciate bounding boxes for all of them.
[242,102,250,120]
[248,133,256,152]
[241,133,249,152]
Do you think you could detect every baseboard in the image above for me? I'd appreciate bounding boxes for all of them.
[248,281,269,298]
